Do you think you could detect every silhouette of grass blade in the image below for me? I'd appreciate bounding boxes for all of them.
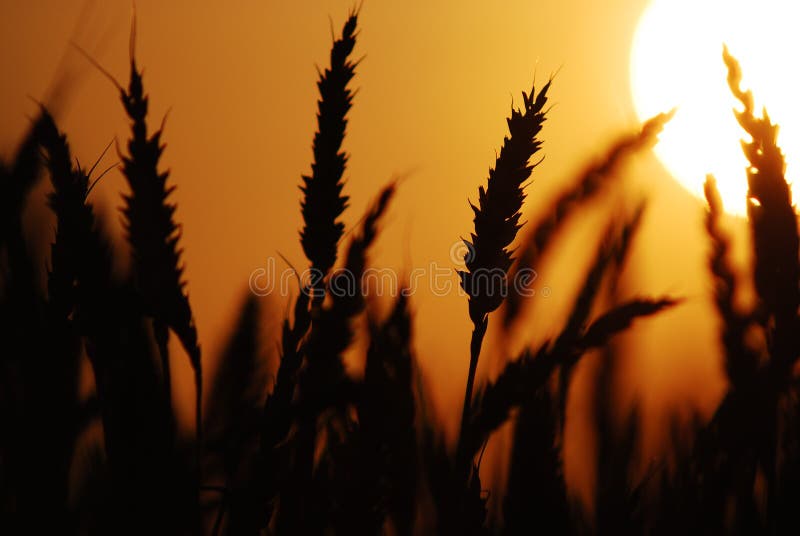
[579,298,678,350]
[467,346,554,458]
[360,293,418,534]
[504,386,570,535]
[0,110,86,533]
[557,206,646,348]
[300,11,358,281]
[724,46,799,374]
[459,80,551,325]
[467,297,672,459]
[279,182,395,533]
[36,108,91,320]
[306,182,396,371]
[505,111,673,327]
[118,46,202,435]
[421,420,489,534]
[705,48,800,530]
[594,397,645,533]
[457,79,551,475]
[550,207,648,422]
[704,174,758,389]
[85,281,194,534]
[224,289,310,534]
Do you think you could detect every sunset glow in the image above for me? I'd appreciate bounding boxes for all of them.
[631,0,800,215]
[6,1,800,531]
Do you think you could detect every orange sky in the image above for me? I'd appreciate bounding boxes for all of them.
[1,0,738,506]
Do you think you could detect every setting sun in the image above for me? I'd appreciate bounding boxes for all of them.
[631,0,800,215]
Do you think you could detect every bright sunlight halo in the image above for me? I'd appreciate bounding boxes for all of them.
[630,0,800,216]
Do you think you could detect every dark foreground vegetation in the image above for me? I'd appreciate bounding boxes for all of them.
[2,9,800,535]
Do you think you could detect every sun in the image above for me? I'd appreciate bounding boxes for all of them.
[630,0,800,215]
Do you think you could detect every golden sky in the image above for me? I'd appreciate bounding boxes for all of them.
[1,0,735,502]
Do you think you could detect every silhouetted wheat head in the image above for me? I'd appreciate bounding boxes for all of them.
[459,81,550,326]
[300,10,357,284]
[678,49,800,533]
[456,80,550,475]
[503,111,673,329]
[302,183,395,404]
[724,47,799,375]
[0,109,84,533]
[82,18,205,440]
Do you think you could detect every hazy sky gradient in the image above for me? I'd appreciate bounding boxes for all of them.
[1,0,733,506]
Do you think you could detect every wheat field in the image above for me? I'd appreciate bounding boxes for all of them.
[2,4,800,535]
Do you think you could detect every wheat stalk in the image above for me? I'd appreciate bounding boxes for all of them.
[503,111,672,327]
[467,297,673,459]
[36,108,101,322]
[713,48,800,527]
[456,79,551,474]
[360,292,417,533]
[304,182,396,397]
[704,175,758,389]
[300,10,358,286]
[113,23,203,438]
[724,46,799,377]
[278,183,395,532]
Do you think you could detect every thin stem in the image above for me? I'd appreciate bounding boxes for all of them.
[457,316,488,474]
